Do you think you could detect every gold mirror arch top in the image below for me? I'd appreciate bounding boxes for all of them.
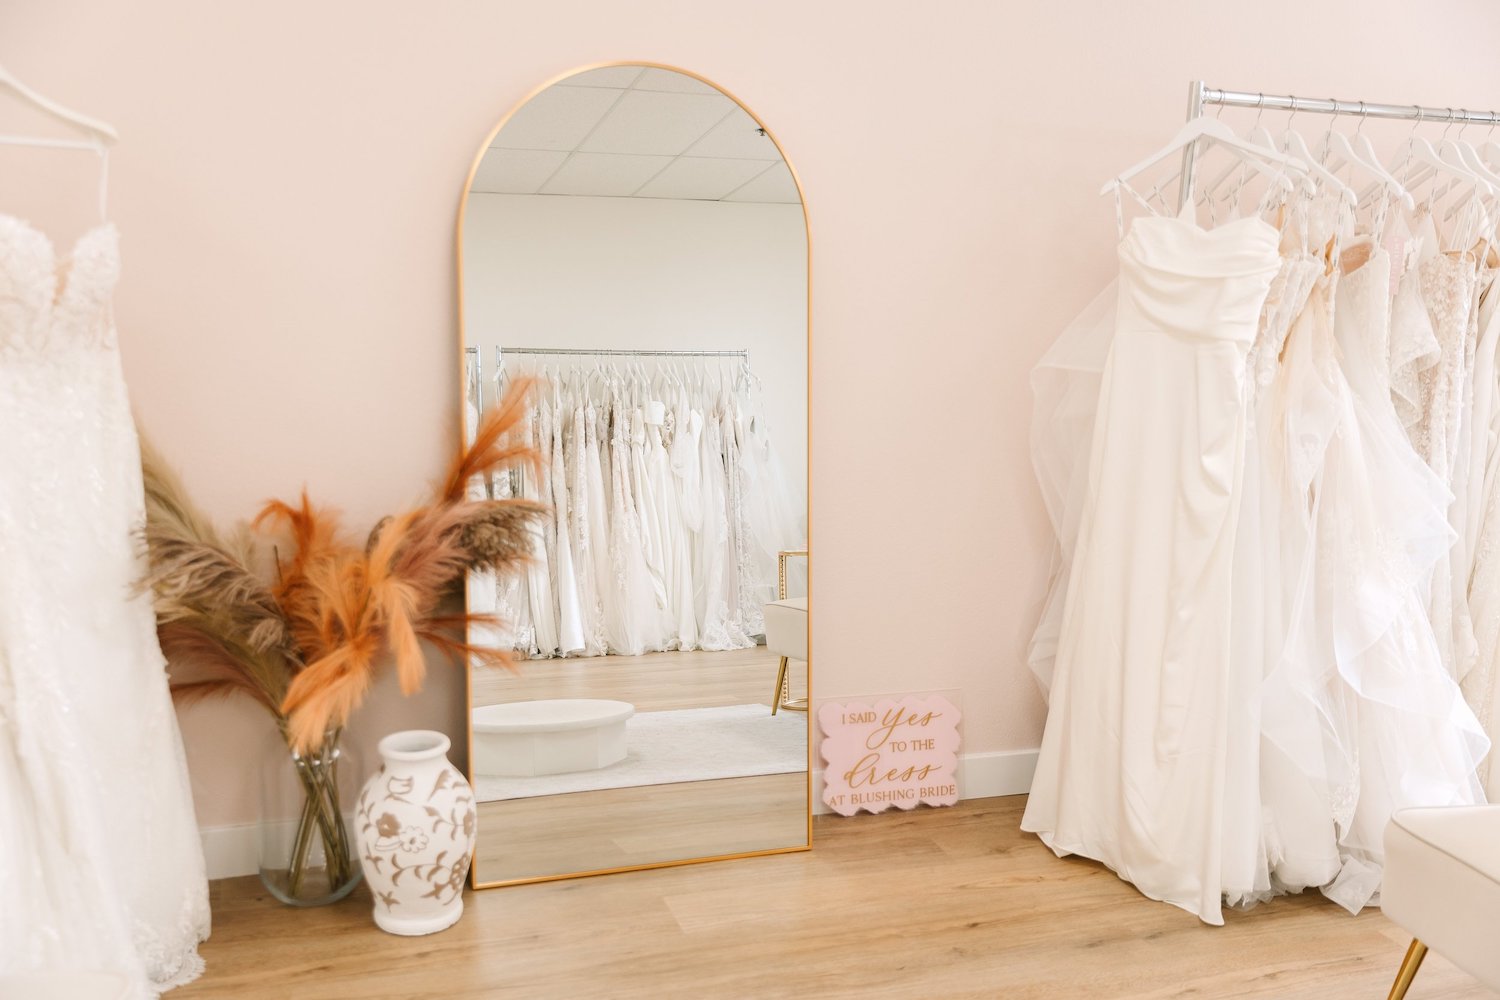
[456,61,812,889]
[455,60,811,263]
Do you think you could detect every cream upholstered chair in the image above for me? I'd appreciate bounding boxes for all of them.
[0,974,131,999]
[1382,805,1500,999]
[763,549,808,715]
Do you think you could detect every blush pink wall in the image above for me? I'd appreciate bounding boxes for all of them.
[6,0,1500,828]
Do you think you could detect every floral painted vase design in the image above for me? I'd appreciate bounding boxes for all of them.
[354,730,476,935]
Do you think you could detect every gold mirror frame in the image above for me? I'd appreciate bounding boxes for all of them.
[454,61,813,889]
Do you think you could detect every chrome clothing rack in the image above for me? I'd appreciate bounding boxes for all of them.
[1178,80,1500,210]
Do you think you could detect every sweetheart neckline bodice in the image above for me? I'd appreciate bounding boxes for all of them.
[0,214,121,358]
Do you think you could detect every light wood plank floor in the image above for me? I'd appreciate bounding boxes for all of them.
[176,795,1485,999]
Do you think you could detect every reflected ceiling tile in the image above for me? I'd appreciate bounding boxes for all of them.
[469,148,569,194]
[688,107,782,160]
[633,68,722,94]
[636,157,775,201]
[579,91,736,156]
[556,66,646,88]
[722,162,802,204]
[491,85,622,151]
[541,152,673,196]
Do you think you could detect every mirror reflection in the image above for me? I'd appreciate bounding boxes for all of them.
[460,64,810,886]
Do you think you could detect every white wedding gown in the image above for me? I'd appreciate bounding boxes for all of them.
[1026,203,1493,924]
[0,216,210,995]
[1021,214,1283,925]
[1310,245,1488,912]
[1407,236,1482,682]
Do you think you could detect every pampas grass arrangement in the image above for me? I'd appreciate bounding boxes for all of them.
[139,378,545,897]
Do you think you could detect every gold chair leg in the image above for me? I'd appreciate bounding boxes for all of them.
[1386,939,1428,1000]
[771,656,788,715]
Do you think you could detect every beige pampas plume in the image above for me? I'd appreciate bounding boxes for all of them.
[138,378,546,753]
[139,436,295,712]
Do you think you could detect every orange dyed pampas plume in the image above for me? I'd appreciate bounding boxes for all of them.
[139,379,545,753]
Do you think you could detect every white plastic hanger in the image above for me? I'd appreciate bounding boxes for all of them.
[1449,126,1493,177]
[1202,122,1307,210]
[1278,113,1357,207]
[1100,114,1309,199]
[1445,116,1500,192]
[1207,98,1353,207]
[1393,113,1495,198]
[1437,117,1500,224]
[1390,115,1499,238]
[1414,128,1500,198]
[0,59,117,150]
[1196,98,1276,208]
[1323,104,1415,211]
[1476,120,1500,174]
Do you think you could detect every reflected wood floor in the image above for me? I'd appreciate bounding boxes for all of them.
[470,646,811,882]
[476,772,807,883]
[474,644,816,881]
[471,645,806,713]
[176,795,1485,999]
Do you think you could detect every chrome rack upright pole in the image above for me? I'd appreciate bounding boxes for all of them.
[1178,79,1205,213]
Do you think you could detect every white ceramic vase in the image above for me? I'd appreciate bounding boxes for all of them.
[354,730,476,936]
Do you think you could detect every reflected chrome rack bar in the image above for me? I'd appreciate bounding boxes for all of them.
[493,345,750,374]
[1178,79,1500,211]
[498,347,748,358]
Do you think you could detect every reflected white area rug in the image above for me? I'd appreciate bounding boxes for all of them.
[475,704,807,802]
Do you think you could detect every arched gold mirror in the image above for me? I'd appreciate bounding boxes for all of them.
[457,63,810,888]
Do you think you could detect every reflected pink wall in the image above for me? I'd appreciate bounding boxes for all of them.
[5,0,1500,828]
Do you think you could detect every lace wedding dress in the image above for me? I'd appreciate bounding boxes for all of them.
[1406,230,1482,682]
[0,216,210,995]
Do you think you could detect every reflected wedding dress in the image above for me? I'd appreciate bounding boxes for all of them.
[0,216,209,994]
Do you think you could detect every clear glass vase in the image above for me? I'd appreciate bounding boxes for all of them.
[258,726,363,906]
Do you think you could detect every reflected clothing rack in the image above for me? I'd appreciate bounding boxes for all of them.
[475,339,797,661]
[1178,80,1500,210]
[488,344,755,495]
[496,346,749,369]
[492,347,752,404]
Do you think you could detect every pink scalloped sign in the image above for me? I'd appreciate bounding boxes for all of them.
[818,695,960,816]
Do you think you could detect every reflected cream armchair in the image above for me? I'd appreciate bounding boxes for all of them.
[0,974,131,999]
[1382,805,1500,998]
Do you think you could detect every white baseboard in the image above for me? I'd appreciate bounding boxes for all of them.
[202,748,1040,879]
[201,815,352,881]
[201,822,263,881]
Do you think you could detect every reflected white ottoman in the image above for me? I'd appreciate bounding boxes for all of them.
[472,699,634,777]
[1382,805,1500,998]
[763,597,808,715]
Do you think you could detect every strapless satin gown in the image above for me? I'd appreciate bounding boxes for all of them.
[1021,215,1281,925]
